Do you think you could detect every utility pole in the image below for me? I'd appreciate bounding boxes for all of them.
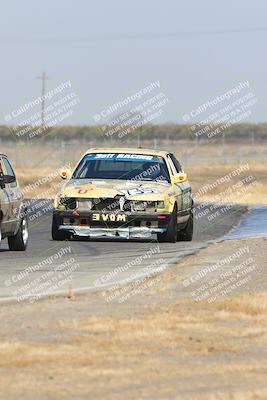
[251,130,255,154]
[222,131,226,164]
[37,71,49,136]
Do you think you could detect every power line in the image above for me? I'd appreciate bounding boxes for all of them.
[1,26,267,44]
[59,26,267,42]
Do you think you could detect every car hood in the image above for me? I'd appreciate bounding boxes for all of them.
[61,179,172,200]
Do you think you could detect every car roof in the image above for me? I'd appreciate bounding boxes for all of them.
[84,148,170,157]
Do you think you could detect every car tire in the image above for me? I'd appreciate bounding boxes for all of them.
[157,207,177,243]
[177,212,193,241]
[52,214,69,241]
[8,217,29,251]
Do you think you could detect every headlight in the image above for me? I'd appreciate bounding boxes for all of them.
[131,201,147,212]
[156,201,165,208]
[59,197,77,210]
[130,201,164,212]
[77,199,93,211]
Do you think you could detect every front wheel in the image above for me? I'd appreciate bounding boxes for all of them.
[8,217,29,251]
[177,212,193,241]
[52,214,70,241]
[157,208,177,243]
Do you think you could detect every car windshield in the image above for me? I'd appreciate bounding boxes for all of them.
[72,153,170,182]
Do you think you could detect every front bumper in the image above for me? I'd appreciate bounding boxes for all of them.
[54,209,171,238]
[60,225,165,239]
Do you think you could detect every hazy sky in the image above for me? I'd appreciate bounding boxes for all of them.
[0,0,266,125]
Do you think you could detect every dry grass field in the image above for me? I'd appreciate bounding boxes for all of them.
[1,238,267,399]
[1,298,267,399]
[15,162,266,204]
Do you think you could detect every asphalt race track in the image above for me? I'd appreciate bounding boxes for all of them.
[0,201,246,301]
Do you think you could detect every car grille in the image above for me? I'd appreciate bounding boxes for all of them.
[92,198,131,212]
[61,196,158,212]
[92,198,157,212]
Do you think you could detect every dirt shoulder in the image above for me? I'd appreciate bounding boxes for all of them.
[1,233,267,400]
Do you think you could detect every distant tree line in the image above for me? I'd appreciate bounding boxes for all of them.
[0,123,267,142]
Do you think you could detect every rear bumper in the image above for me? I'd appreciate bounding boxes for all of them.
[53,209,171,238]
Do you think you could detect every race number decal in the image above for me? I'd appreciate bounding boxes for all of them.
[119,188,159,197]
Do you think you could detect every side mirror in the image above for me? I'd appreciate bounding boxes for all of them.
[173,173,187,184]
[60,168,72,180]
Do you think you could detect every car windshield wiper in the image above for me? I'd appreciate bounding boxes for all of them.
[136,178,154,181]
